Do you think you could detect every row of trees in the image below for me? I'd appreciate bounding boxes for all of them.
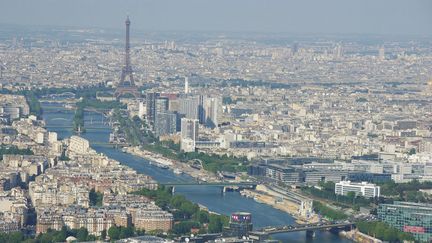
[72,105,84,132]
[0,227,97,243]
[106,225,145,240]
[356,221,414,242]
[312,201,347,220]
[145,143,248,173]
[113,112,146,146]
[178,151,247,173]
[379,180,432,203]
[22,91,42,118]
[25,84,112,100]
[8,90,43,119]
[133,186,229,235]
[142,141,248,173]
[73,97,125,133]
[14,85,113,121]
[0,225,146,243]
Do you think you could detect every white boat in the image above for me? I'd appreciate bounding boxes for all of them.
[173,169,183,175]
[109,133,115,143]
[148,161,169,169]
[155,163,169,169]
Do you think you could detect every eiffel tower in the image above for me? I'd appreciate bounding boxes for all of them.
[114,16,141,98]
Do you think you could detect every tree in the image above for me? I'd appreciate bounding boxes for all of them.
[135,228,145,236]
[170,195,187,208]
[357,221,415,242]
[59,149,70,161]
[172,221,200,235]
[119,226,134,239]
[89,188,103,207]
[76,227,89,242]
[179,201,199,219]
[7,231,24,243]
[352,205,360,212]
[312,201,347,220]
[408,148,416,155]
[52,227,67,242]
[155,195,170,210]
[208,216,224,233]
[108,226,120,240]
[101,229,107,240]
[37,231,53,243]
[347,191,356,204]
[222,96,233,104]
[23,91,43,118]
[194,210,209,224]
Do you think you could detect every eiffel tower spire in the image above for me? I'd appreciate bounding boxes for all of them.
[115,16,140,98]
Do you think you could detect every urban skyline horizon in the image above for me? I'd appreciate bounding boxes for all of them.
[0,0,431,37]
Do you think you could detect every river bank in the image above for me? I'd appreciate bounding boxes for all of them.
[343,230,382,243]
[241,185,320,224]
[241,189,300,218]
[125,146,221,182]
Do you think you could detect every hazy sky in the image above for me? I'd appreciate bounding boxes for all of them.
[0,0,431,36]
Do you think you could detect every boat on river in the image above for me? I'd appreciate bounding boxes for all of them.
[173,168,183,174]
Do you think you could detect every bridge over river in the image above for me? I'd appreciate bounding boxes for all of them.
[161,182,257,187]
[46,125,109,131]
[250,222,356,240]
[160,182,257,193]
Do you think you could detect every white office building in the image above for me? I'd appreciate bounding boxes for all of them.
[68,136,90,154]
[335,181,380,198]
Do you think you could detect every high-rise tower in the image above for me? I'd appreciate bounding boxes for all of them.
[114,16,140,98]
[184,77,189,94]
[378,46,385,61]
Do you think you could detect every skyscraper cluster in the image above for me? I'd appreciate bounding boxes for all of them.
[145,86,221,152]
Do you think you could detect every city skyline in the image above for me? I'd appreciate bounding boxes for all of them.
[1,2,432,242]
[0,0,431,36]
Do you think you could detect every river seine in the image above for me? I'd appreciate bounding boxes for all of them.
[41,103,351,243]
